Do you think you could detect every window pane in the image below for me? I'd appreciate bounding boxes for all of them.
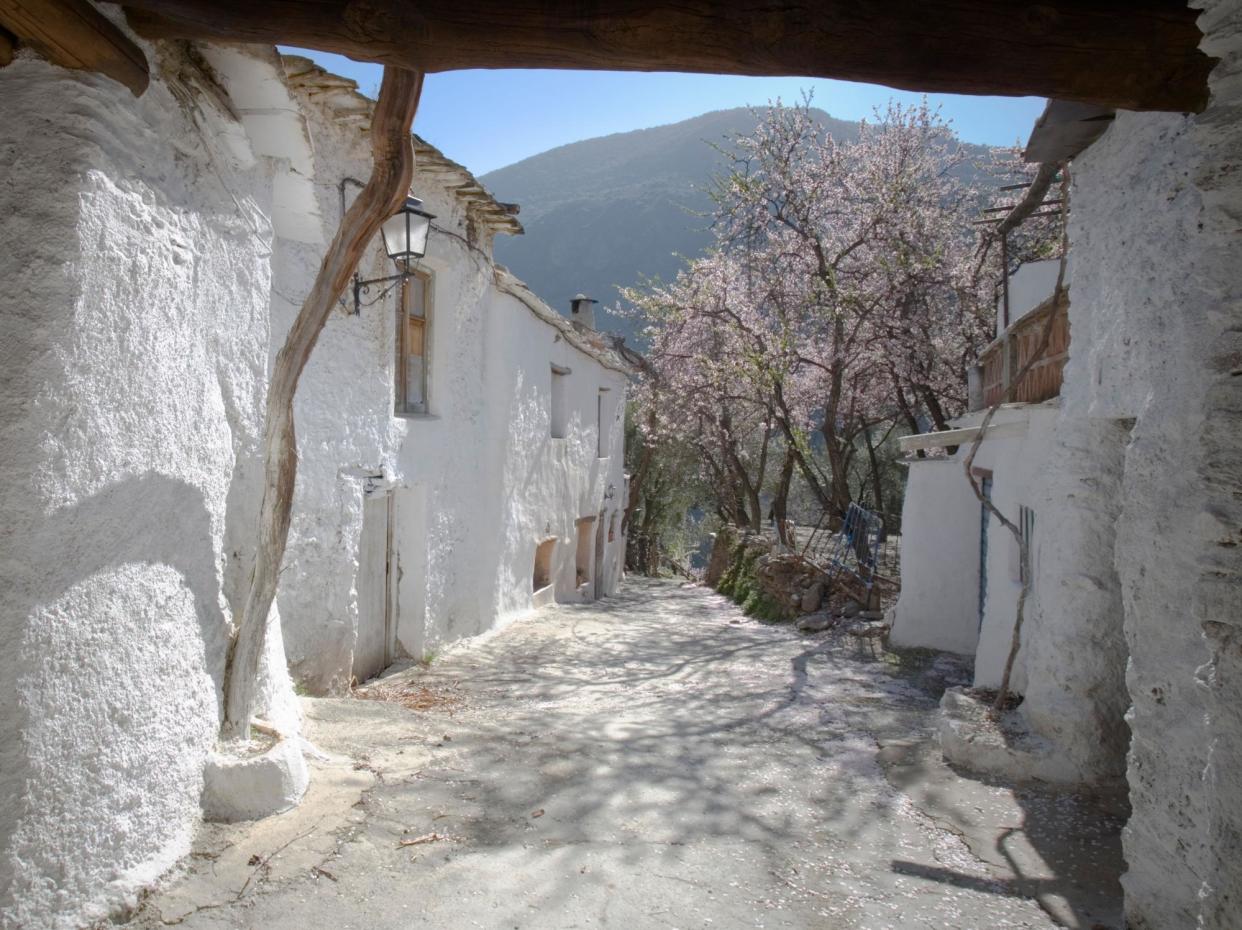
[405,276,425,319]
[405,356,425,409]
[407,317,425,357]
[396,272,430,415]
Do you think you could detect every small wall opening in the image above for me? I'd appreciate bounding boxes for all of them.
[550,366,569,439]
[597,388,611,457]
[575,517,595,588]
[533,537,557,593]
[593,511,606,599]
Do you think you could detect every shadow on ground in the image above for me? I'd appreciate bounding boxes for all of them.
[129,577,1123,930]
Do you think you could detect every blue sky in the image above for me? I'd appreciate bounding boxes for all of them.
[283,49,1046,177]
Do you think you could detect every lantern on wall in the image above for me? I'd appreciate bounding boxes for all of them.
[379,197,435,273]
[351,194,436,314]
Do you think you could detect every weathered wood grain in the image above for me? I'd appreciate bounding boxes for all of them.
[221,65,423,740]
[0,27,15,66]
[122,0,1211,111]
[0,0,147,93]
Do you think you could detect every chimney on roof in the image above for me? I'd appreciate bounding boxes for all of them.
[570,294,598,331]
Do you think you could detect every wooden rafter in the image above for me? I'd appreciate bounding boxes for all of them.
[0,0,147,94]
[122,0,1212,112]
[222,65,424,739]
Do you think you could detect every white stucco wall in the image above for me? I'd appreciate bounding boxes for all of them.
[968,405,1058,692]
[1020,416,1129,785]
[0,43,627,926]
[0,43,299,930]
[899,8,1241,919]
[1057,2,1242,922]
[481,279,629,629]
[274,72,630,692]
[995,258,1060,338]
[892,404,1057,693]
[889,459,981,655]
[263,76,404,691]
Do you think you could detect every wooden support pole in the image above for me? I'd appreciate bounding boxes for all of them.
[0,27,15,66]
[121,0,1211,112]
[0,0,148,94]
[220,65,423,741]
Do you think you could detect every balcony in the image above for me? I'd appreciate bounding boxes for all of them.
[972,259,1070,410]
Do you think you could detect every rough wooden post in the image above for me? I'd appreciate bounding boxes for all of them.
[220,66,423,741]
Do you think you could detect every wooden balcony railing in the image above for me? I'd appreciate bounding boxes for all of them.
[978,294,1069,408]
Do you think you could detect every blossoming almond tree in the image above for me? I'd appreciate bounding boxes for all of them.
[630,98,1001,528]
[625,256,780,531]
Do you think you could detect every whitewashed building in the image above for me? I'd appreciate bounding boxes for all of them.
[892,259,1068,694]
[275,57,631,693]
[893,4,1242,925]
[0,42,629,929]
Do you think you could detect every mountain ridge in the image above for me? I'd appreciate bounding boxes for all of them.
[480,107,992,344]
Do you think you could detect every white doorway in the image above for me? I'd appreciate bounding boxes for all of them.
[354,491,395,684]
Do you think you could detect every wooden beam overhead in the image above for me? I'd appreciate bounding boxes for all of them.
[122,0,1211,112]
[0,0,148,94]
[0,27,15,66]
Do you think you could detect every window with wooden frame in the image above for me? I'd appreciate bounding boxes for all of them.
[396,270,431,415]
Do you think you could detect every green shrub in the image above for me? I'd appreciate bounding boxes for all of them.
[744,591,787,622]
[713,537,789,621]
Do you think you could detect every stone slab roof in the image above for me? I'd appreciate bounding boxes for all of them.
[280,54,523,237]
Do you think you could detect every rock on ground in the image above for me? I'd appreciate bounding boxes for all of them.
[126,578,1123,930]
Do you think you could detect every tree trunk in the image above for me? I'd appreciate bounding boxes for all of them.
[892,379,925,458]
[863,425,885,516]
[748,423,771,532]
[622,409,657,535]
[637,501,661,576]
[821,418,852,518]
[916,384,951,433]
[220,66,423,741]
[773,447,795,546]
[771,383,833,514]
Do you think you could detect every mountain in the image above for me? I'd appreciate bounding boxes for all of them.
[481,107,992,345]
[479,108,843,343]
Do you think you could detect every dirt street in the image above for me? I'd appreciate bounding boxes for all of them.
[129,578,1124,930]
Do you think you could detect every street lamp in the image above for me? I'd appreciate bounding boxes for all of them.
[352,195,435,314]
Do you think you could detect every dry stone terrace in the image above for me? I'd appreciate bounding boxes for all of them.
[129,579,1124,930]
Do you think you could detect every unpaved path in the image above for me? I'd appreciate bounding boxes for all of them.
[130,578,1123,929]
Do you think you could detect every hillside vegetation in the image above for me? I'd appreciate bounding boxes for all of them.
[482,106,992,344]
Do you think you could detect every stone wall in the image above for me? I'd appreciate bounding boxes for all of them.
[1061,1,1242,923]
[1021,417,1129,785]
[0,42,298,929]
[710,531,831,621]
